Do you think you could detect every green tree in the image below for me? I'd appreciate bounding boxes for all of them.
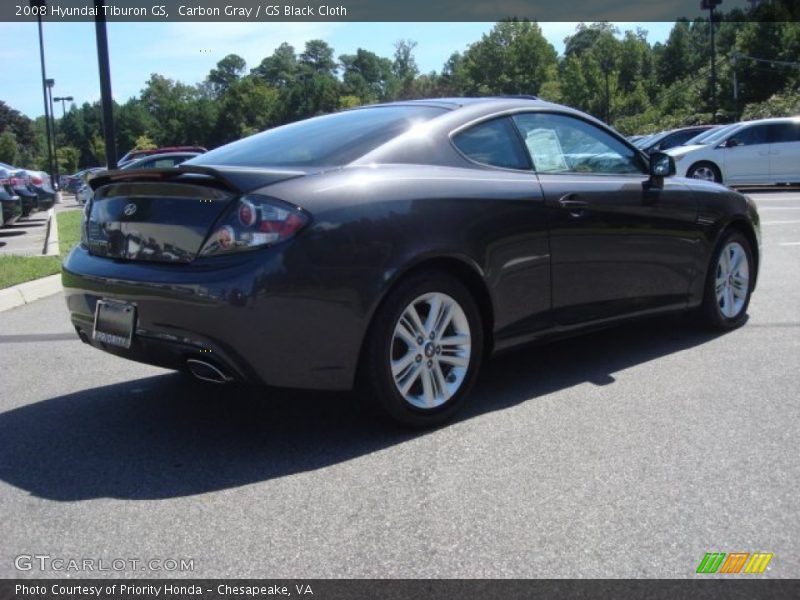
[214,76,279,144]
[392,39,419,99]
[207,54,247,96]
[0,130,19,165]
[140,74,199,146]
[461,20,558,96]
[89,134,105,166]
[56,145,80,174]
[340,48,395,103]
[251,42,298,88]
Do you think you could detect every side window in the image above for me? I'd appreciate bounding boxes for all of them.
[452,117,530,170]
[771,122,800,143]
[732,125,769,146]
[661,130,696,150]
[512,113,646,175]
[152,159,179,168]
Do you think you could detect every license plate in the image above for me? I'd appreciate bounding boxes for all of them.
[93,299,136,349]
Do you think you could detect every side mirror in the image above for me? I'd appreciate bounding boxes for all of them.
[725,138,742,148]
[649,152,675,179]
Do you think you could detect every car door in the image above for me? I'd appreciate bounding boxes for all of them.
[768,121,800,183]
[721,123,772,184]
[511,112,699,326]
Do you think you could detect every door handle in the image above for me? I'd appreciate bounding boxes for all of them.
[558,194,588,217]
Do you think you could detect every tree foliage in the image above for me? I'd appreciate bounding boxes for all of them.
[5,12,799,171]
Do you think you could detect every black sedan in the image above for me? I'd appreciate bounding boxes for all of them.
[63,97,761,427]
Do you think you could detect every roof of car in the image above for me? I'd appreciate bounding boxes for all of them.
[369,96,545,110]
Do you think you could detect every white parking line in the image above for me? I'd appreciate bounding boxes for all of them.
[778,242,800,246]
[762,220,800,225]
[757,207,800,210]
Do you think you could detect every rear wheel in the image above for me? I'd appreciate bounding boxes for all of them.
[362,271,483,428]
[688,162,722,183]
[699,230,754,330]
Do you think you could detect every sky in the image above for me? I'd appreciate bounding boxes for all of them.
[0,21,676,119]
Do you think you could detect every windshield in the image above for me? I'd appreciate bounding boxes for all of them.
[188,105,449,168]
[685,124,737,146]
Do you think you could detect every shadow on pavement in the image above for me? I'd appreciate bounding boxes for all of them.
[0,315,725,502]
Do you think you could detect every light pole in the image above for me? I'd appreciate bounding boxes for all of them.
[31,0,54,183]
[702,0,723,123]
[53,96,74,118]
[45,78,59,189]
[95,0,117,168]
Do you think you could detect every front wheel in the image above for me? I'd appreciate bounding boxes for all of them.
[688,162,722,183]
[361,271,484,428]
[699,230,754,330]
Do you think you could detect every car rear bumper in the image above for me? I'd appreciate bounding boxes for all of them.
[62,245,373,390]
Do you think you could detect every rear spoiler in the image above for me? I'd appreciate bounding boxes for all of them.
[89,164,308,194]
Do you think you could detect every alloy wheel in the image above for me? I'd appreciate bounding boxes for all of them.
[390,292,471,409]
[691,166,717,182]
[715,241,750,319]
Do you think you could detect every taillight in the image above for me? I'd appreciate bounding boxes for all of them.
[80,199,91,247]
[200,195,310,257]
[0,178,9,186]
[30,175,43,185]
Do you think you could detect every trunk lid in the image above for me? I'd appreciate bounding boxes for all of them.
[85,166,306,263]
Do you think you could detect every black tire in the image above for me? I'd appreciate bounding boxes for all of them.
[698,229,754,331]
[361,270,484,428]
[687,161,722,183]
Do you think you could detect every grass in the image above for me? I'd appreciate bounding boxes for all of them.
[57,209,82,255]
[0,208,83,289]
[0,255,62,289]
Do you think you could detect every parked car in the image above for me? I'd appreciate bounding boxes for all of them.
[666,116,800,184]
[63,97,761,427]
[635,125,719,154]
[63,169,99,194]
[117,146,207,168]
[681,123,740,147]
[120,152,201,170]
[0,168,23,226]
[26,170,55,210]
[8,170,39,217]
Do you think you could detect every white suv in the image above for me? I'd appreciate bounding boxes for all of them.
[665,117,800,185]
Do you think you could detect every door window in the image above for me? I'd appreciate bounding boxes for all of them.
[512,113,646,175]
[730,125,770,146]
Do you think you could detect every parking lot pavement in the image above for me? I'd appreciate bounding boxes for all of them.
[0,191,798,579]
[0,211,50,256]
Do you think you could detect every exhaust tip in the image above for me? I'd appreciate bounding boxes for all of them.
[186,358,233,384]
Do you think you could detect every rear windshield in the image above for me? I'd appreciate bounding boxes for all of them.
[188,105,448,168]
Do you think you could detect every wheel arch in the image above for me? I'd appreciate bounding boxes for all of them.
[722,217,760,290]
[688,160,723,183]
[353,255,496,387]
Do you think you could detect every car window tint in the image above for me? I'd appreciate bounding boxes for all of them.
[152,159,179,168]
[732,125,769,146]
[661,130,698,150]
[452,117,529,170]
[189,105,448,168]
[512,113,645,175]
[771,122,800,143]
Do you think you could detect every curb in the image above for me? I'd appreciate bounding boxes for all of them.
[0,274,63,312]
[44,207,60,256]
